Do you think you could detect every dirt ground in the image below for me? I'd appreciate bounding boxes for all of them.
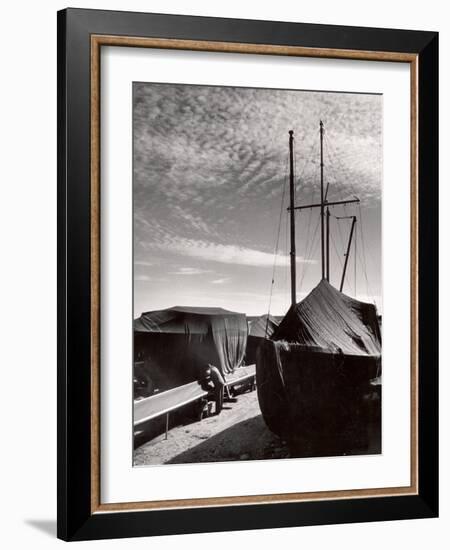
[133,389,290,466]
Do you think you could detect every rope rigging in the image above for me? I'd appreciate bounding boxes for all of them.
[329,226,344,270]
[324,130,374,300]
[265,149,289,336]
[299,216,321,289]
[267,122,379,322]
[295,133,319,292]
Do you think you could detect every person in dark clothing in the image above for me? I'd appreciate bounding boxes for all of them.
[133,362,154,399]
[204,364,226,415]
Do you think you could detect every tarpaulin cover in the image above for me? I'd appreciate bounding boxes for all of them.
[248,314,279,338]
[134,306,248,390]
[256,281,382,454]
[256,339,381,453]
[272,279,381,355]
[245,314,280,365]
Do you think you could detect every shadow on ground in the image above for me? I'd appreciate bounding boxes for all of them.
[163,413,380,464]
[166,414,289,464]
[25,519,56,538]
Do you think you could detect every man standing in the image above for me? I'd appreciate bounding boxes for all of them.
[207,364,226,415]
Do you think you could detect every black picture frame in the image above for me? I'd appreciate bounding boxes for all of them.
[57,7,438,541]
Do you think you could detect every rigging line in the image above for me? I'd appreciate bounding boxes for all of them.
[357,202,378,291]
[357,239,371,299]
[298,174,316,290]
[324,133,343,198]
[307,221,322,283]
[355,244,375,303]
[326,151,372,295]
[325,135,363,267]
[323,146,353,235]
[323,133,372,298]
[325,133,358,199]
[300,208,320,287]
[354,208,374,301]
[299,222,317,289]
[299,216,321,289]
[295,136,319,190]
[334,212,347,266]
[290,133,317,303]
[266,150,289,329]
[299,146,320,290]
[294,141,320,261]
[330,230,344,271]
[323,133,346,202]
[323,134,344,188]
[327,139,355,207]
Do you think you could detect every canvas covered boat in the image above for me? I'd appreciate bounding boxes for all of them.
[255,124,383,457]
[245,314,279,365]
[134,306,248,392]
[256,280,382,455]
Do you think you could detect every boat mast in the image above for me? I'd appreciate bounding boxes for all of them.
[326,207,330,281]
[287,121,360,294]
[320,121,325,280]
[338,215,357,292]
[289,130,296,307]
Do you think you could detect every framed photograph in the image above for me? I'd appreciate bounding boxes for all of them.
[57,8,438,541]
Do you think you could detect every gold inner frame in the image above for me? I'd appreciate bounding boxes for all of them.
[90,35,419,514]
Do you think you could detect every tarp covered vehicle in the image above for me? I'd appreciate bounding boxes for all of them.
[134,306,248,393]
[245,314,279,365]
[256,280,382,456]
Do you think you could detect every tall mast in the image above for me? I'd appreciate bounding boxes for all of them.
[339,215,357,292]
[320,121,325,280]
[326,207,330,282]
[289,130,296,307]
[287,122,360,292]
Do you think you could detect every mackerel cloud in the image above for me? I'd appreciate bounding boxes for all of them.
[133,83,381,268]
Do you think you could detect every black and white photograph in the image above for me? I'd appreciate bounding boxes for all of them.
[132,82,383,466]
[1,0,443,545]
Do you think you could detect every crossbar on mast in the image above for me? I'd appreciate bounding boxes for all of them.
[289,197,360,211]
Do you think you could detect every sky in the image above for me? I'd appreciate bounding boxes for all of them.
[133,82,382,318]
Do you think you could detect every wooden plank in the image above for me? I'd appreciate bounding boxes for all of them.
[134,382,208,426]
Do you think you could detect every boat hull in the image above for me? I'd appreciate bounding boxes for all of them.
[256,339,381,457]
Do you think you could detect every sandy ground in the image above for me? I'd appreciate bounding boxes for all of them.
[134,389,290,466]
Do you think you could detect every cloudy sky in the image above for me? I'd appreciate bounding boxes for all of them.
[133,82,382,317]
